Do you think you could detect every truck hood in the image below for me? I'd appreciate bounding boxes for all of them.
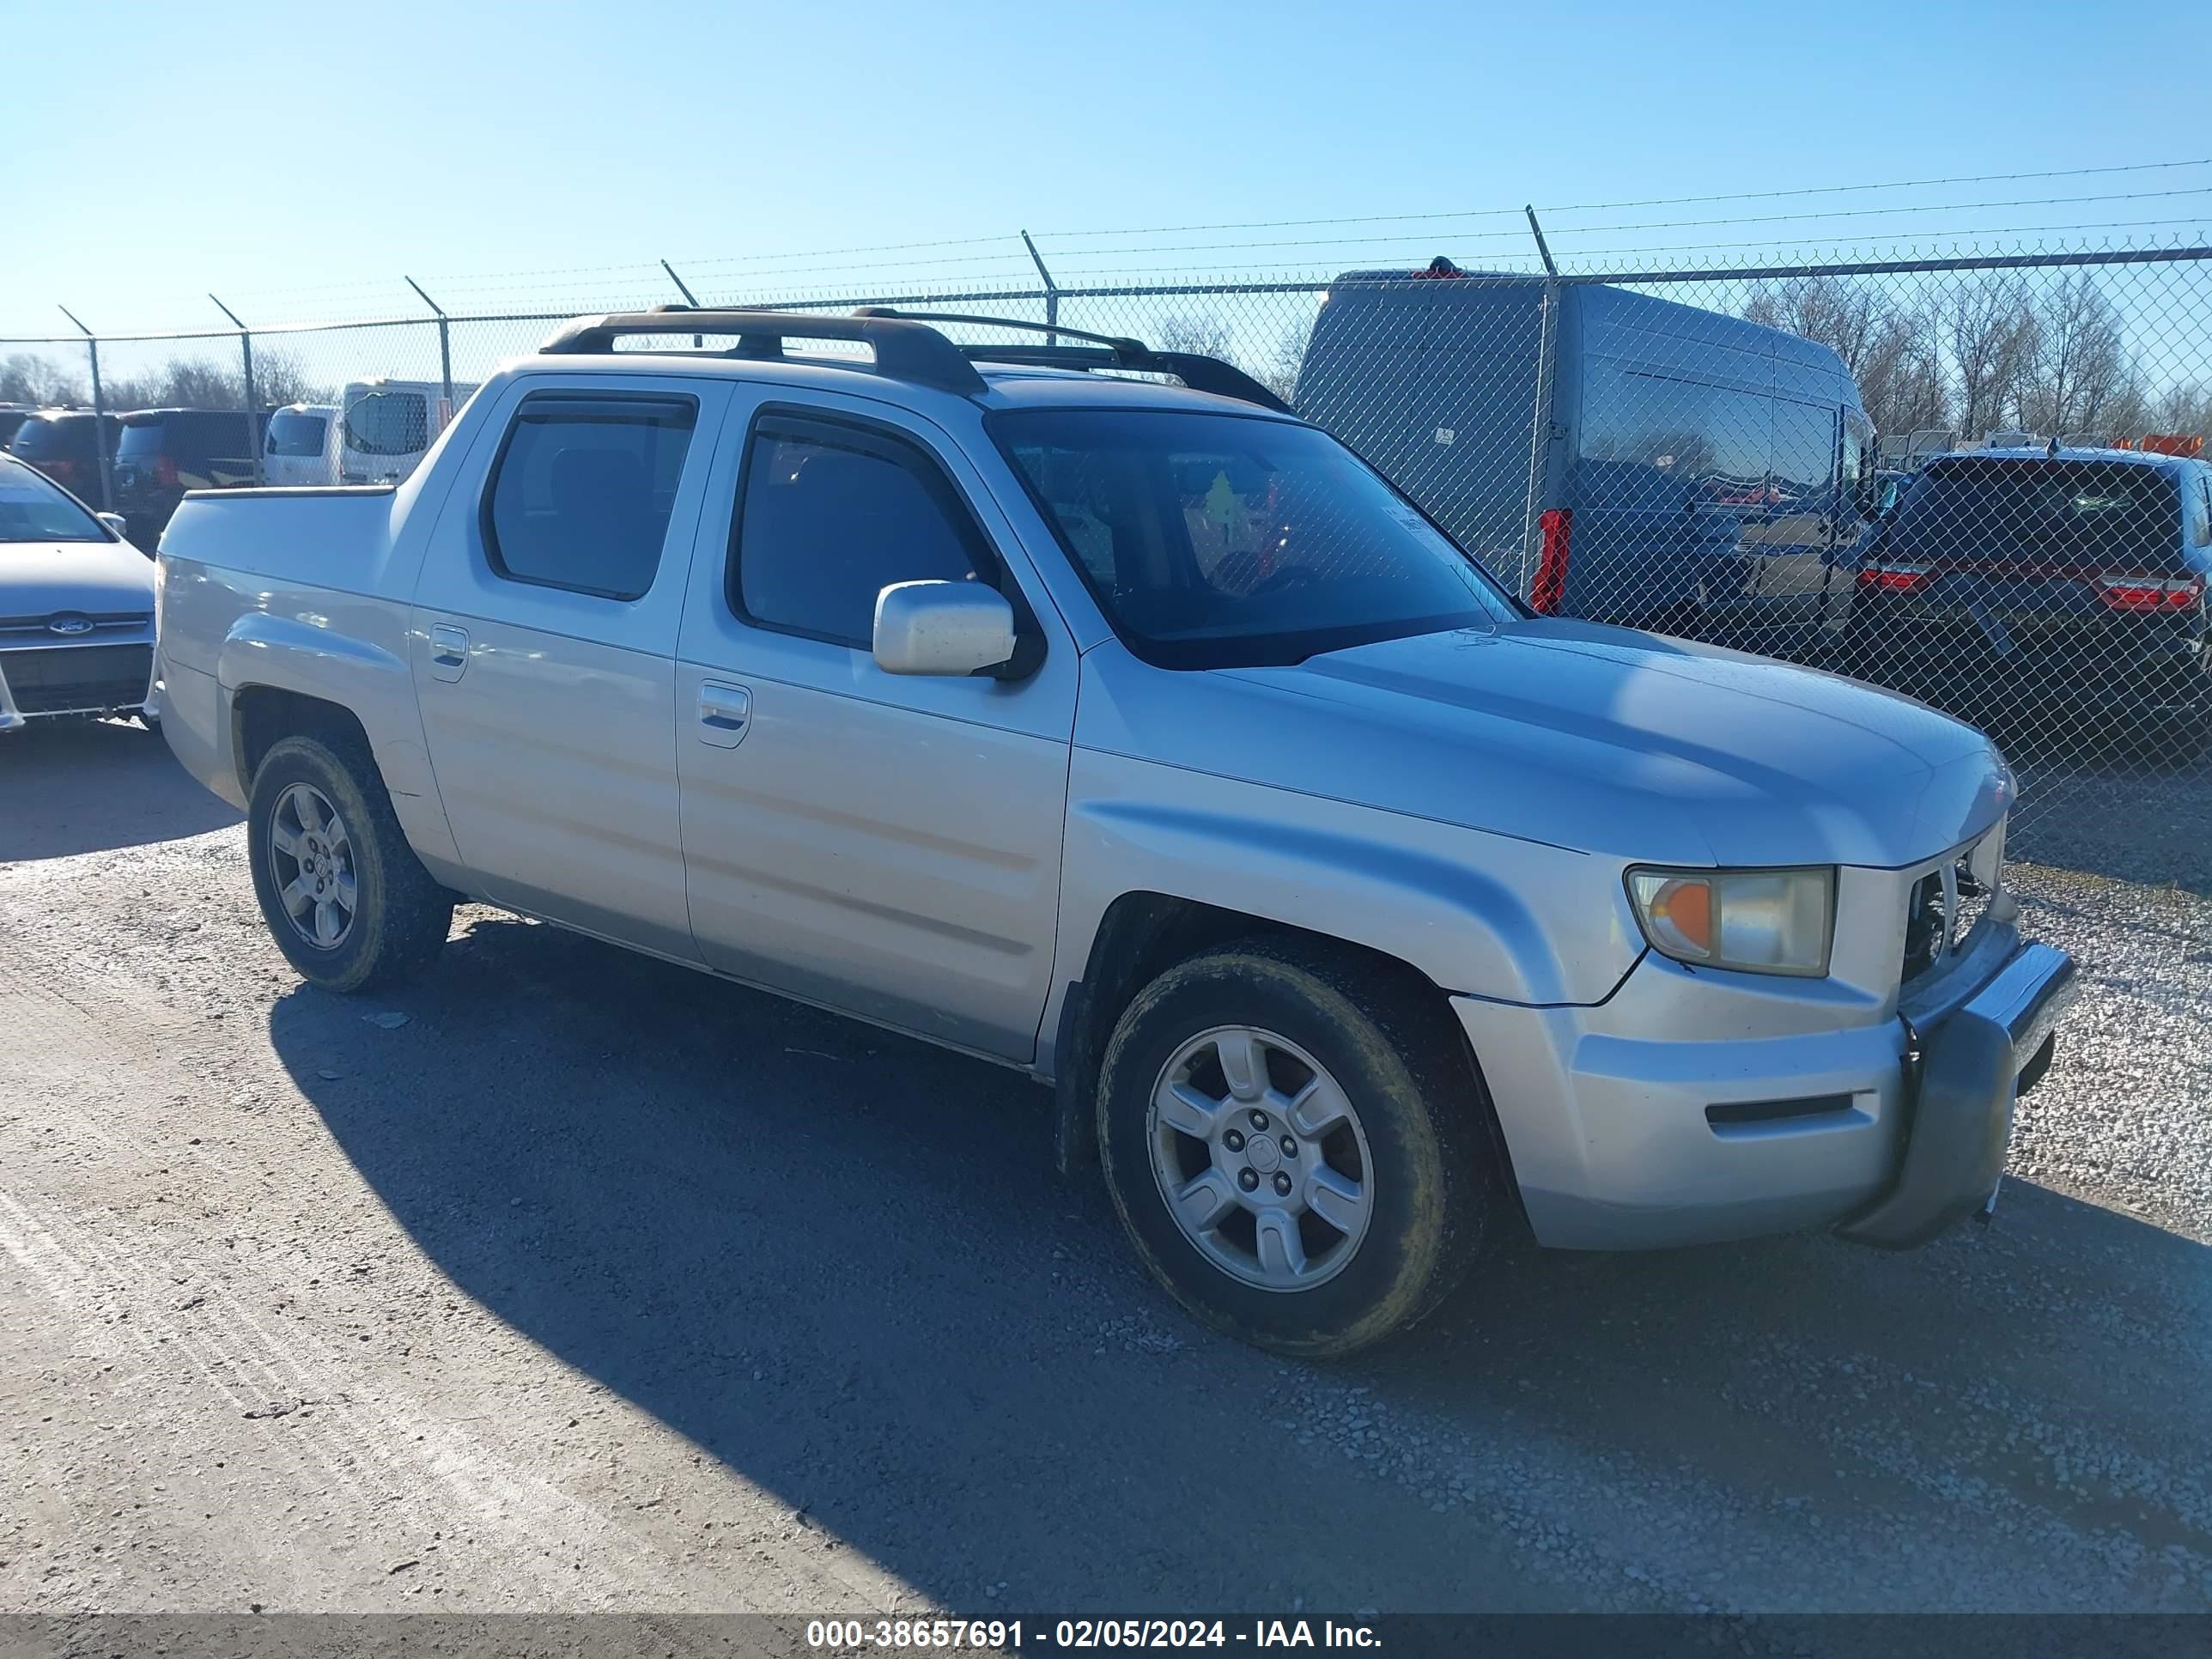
[0,539,156,618]
[1080,621,2012,869]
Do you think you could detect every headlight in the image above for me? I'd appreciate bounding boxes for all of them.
[1626,866,1836,977]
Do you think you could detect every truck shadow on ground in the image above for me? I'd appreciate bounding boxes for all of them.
[0,718,240,861]
[270,912,2211,1613]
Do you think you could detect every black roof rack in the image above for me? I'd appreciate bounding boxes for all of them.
[852,308,1295,414]
[538,307,987,396]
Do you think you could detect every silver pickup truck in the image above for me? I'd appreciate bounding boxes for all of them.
[156,308,2077,1356]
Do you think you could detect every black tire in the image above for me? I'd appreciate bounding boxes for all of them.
[1096,938,1494,1358]
[246,732,452,994]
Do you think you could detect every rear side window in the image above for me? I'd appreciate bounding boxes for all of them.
[483,393,697,600]
[731,414,989,647]
[344,392,430,457]
[1770,400,1837,504]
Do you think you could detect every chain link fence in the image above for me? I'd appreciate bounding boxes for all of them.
[5,244,2210,901]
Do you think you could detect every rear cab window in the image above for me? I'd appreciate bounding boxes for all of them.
[482,392,698,599]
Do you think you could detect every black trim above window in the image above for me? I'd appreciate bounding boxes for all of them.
[480,390,700,601]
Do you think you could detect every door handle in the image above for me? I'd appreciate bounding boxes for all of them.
[698,680,751,748]
[428,623,470,682]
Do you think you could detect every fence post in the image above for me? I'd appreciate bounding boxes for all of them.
[58,306,113,513]
[404,276,453,414]
[1517,208,1564,602]
[209,295,262,485]
[1021,230,1060,343]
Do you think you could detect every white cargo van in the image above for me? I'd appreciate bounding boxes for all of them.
[337,378,476,485]
[262,404,339,487]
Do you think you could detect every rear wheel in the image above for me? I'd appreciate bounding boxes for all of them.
[246,733,452,993]
[1097,939,1494,1358]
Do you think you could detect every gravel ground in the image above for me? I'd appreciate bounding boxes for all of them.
[1,719,2208,1620]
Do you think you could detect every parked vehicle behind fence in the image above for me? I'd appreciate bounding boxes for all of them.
[0,453,158,732]
[110,408,268,549]
[7,410,120,507]
[339,378,475,485]
[263,403,340,488]
[155,308,2075,1358]
[1847,447,2212,760]
[1293,262,1875,658]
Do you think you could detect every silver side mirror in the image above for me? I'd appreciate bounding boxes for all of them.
[98,512,128,539]
[872,580,1017,677]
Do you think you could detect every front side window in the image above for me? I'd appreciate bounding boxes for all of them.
[483,394,697,599]
[996,408,1514,670]
[732,416,990,647]
[343,392,430,457]
[0,458,106,542]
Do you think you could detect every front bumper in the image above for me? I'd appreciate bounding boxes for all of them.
[1833,940,2077,1248]
[1452,930,2078,1253]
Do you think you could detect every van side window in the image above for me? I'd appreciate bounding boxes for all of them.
[482,393,698,600]
[1577,363,1771,508]
[1771,401,1838,506]
[730,415,990,648]
[2191,471,2212,547]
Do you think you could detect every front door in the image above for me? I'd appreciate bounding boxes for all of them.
[411,374,729,962]
[673,394,1076,1060]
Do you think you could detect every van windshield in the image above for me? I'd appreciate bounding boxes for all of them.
[343,392,429,457]
[993,409,1514,670]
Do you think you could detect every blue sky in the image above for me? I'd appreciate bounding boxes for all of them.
[3,0,2208,337]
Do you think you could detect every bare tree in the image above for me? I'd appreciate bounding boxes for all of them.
[1258,322,1309,405]
[1155,313,1236,360]
[2019,274,2131,441]
[1743,276,1882,376]
[0,352,88,407]
[1946,276,2039,439]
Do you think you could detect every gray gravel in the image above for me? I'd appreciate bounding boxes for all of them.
[2,718,2208,1617]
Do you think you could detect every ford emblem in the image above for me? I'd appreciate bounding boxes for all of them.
[46,615,94,637]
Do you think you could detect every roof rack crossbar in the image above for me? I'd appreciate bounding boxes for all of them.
[538,307,987,396]
[853,307,1294,414]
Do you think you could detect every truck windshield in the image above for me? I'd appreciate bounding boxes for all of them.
[993,408,1514,669]
[0,459,105,542]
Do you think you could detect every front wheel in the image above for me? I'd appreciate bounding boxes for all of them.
[1097,939,1495,1358]
[246,733,453,994]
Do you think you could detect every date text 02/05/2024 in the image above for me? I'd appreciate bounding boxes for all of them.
[804,1618,1382,1650]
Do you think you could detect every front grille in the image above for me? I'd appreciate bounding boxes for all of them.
[1900,829,2003,986]
[0,643,155,714]
[0,611,154,637]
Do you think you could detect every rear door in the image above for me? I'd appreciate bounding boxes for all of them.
[410,372,732,961]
